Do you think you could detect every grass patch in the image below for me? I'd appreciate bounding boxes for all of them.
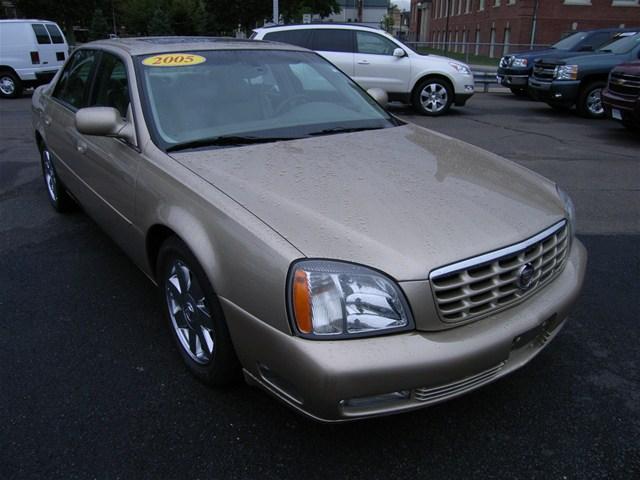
[416,47,499,67]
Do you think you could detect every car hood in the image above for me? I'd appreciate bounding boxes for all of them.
[171,124,565,281]
[540,51,626,66]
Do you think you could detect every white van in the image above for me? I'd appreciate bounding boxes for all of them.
[0,19,69,99]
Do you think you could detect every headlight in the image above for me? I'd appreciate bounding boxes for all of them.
[554,65,578,80]
[556,185,576,236]
[512,58,528,68]
[449,62,472,75]
[288,260,413,339]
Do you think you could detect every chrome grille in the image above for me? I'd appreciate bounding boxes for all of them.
[609,72,640,96]
[533,62,556,81]
[413,363,505,403]
[430,221,569,323]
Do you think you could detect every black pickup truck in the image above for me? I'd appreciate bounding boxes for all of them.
[602,61,640,131]
[529,32,640,118]
[497,28,636,96]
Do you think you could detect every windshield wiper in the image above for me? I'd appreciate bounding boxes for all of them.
[308,126,384,136]
[166,135,298,152]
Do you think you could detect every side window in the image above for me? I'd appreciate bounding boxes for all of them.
[45,24,65,44]
[90,53,131,118]
[53,49,99,110]
[356,31,398,55]
[264,30,312,48]
[31,24,51,44]
[311,29,353,53]
[583,32,613,50]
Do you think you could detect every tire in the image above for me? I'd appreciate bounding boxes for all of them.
[510,87,528,97]
[577,80,606,119]
[40,144,76,212]
[412,77,453,116]
[0,70,23,99]
[157,237,240,386]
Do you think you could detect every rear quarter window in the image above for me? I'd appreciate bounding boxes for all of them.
[45,24,65,44]
[31,24,51,44]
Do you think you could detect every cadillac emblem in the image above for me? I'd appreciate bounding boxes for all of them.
[517,263,535,291]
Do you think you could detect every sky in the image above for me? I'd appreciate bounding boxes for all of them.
[395,0,411,11]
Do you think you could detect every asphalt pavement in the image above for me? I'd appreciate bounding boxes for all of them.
[1,93,639,479]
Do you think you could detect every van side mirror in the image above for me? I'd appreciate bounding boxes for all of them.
[367,88,388,108]
[393,48,406,58]
[75,107,136,144]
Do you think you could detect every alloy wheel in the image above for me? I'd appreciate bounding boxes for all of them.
[586,88,604,116]
[42,150,58,202]
[165,259,215,364]
[0,75,16,96]
[420,83,448,114]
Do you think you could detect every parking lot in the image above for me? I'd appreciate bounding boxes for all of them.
[1,92,639,478]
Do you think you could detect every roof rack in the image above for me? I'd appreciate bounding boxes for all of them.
[258,22,382,30]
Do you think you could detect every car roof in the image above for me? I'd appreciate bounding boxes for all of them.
[254,23,383,32]
[0,19,58,24]
[83,36,310,56]
[585,27,640,33]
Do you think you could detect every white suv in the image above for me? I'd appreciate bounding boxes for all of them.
[252,24,475,116]
[0,19,69,99]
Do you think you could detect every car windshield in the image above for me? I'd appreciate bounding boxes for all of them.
[597,32,640,53]
[552,32,588,50]
[136,49,398,151]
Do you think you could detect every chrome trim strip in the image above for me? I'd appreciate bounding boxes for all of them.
[429,220,567,280]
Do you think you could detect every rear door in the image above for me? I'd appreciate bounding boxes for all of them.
[43,23,68,66]
[309,29,355,76]
[29,23,63,68]
[353,30,410,93]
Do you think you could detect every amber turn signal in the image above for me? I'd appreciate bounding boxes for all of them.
[292,269,312,334]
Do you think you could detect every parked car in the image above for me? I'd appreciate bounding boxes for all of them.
[252,23,474,116]
[497,28,638,96]
[602,61,640,131]
[32,37,586,422]
[0,19,68,99]
[529,32,640,118]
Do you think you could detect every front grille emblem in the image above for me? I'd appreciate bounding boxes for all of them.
[517,263,535,291]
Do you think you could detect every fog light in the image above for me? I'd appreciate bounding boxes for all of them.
[465,85,474,92]
[554,92,563,99]
[340,390,410,409]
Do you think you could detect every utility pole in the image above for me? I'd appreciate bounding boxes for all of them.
[273,0,279,25]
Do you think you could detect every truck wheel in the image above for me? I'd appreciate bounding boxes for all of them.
[577,80,606,119]
[412,77,453,116]
[0,70,23,99]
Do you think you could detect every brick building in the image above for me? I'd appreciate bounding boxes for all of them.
[409,0,640,57]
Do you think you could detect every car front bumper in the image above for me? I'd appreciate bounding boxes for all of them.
[496,67,530,87]
[602,88,640,126]
[223,238,587,422]
[528,78,581,105]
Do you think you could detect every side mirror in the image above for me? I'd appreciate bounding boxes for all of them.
[393,48,406,58]
[367,88,388,108]
[75,106,135,144]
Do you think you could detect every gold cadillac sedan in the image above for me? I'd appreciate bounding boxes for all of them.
[32,37,587,422]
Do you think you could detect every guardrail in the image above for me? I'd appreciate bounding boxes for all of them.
[473,69,500,93]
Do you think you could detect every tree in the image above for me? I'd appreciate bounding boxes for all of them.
[148,7,174,36]
[89,8,111,40]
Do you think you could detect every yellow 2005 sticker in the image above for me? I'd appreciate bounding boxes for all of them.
[142,53,206,67]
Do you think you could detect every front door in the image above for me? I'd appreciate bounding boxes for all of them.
[353,31,411,93]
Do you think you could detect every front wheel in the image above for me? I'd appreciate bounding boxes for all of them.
[40,146,75,212]
[577,81,606,119]
[0,71,22,99]
[158,237,240,385]
[412,77,453,116]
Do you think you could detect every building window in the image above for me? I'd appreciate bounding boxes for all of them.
[489,27,496,58]
[466,0,471,12]
[563,0,592,4]
[479,0,485,11]
[508,0,516,4]
[611,0,639,5]
[454,31,459,52]
[462,30,468,53]
[503,28,511,55]
[458,0,463,14]
[494,0,501,6]
[475,28,481,55]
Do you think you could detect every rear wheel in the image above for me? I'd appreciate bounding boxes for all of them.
[158,237,240,385]
[577,80,606,119]
[412,77,453,116]
[0,70,22,99]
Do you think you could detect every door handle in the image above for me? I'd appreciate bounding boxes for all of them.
[43,115,52,126]
[357,60,370,65]
[76,141,87,154]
